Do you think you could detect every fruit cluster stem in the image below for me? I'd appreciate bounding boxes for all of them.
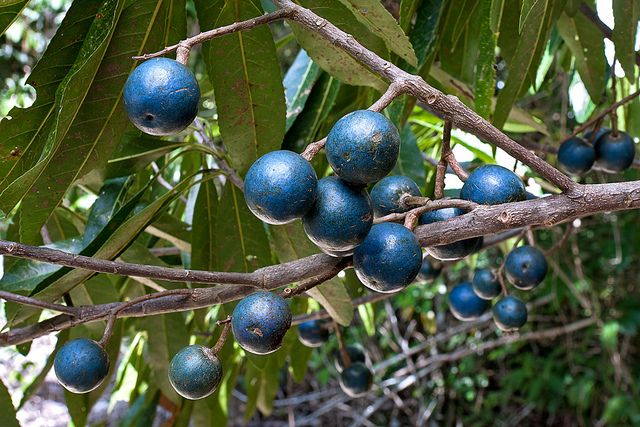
[211,317,232,355]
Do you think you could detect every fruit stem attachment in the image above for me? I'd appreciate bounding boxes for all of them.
[175,43,191,65]
[435,121,452,199]
[211,317,232,355]
[334,322,351,369]
[609,60,619,137]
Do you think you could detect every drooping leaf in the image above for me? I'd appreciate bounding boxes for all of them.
[612,0,638,82]
[0,0,27,36]
[196,0,286,173]
[410,0,445,69]
[106,129,178,178]
[475,0,497,118]
[0,378,19,427]
[283,49,321,131]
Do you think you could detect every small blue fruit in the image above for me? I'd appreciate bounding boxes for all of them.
[326,110,400,185]
[472,268,501,300]
[557,137,595,175]
[244,150,318,224]
[492,296,528,331]
[594,130,636,173]
[419,208,483,260]
[303,177,373,254]
[418,256,442,282]
[448,282,490,321]
[124,58,200,136]
[231,292,292,355]
[460,164,526,205]
[505,245,548,290]
[370,175,421,216]
[168,345,223,400]
[297,319,331,347]
[353,222,422,293]
[339,362,373,397]
[54,338,109,393]
[334,344,367,373]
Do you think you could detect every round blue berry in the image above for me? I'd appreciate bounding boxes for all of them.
[460,164,526,205]
[594,130,636,173]
[54,338,109,394]
[339,362,373,397]
[558,137,595,175]
[244,150,318,224]
[297,319,331,348]
[168,345,223,400]
[419,208,483,260]
[505,245,548,290]
[302,176,373,254]
[123,58,200,136]
[231,292,292,355]
[370,175,421,216]
[326,110,400,185]
[448,282,490,321]
[472,268,501,300]
[493,296,528,331]
[353,222,422,293]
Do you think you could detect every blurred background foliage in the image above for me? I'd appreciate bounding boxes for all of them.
[0,0,639,425]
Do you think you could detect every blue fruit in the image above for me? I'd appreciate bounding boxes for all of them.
[297,319,331,348]
[493,296,528,331]
[339,362,373,397]
[584,127,610,143]
[244,150,318,224]
[123,58,200,136]
[419,208,483,260]
[353,222,422,293]
[303,177,373,254]
[54,338,109,393]
[460,164,526,205]
[505,245,548,290]
[334,344,367,373]
[418,256,442,282]
[370,175,421,216]
[472,268,501,300]
[168,345,223,400]
[448,282,490,321]
[594,130,636,173]
[326,110,400,185]
[557,137,595,175]
[231,292,292,355]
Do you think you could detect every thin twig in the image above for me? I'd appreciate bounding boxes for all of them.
[0,291,77,316]
[375,198,478,224]
[192,119,244,190]
[334,321,351,368]
[211,317,232,355]
[434,121,452,199]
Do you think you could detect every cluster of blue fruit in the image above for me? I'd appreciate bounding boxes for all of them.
[558,128,636,175]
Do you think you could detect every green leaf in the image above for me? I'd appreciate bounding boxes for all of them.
[612,0,638,82]
[392,125,426,184]
[290,0,388,91]
[337,0,418,66]
[490,0,505,33]
[410,0,445,69]
[196,0,286,174]
[0,0,27,36]
[556,11,606,102]
[283,49,321,131]
[399,0,422,32]
[0,378,19,427]
[271,222,353,325]
[106,129,179,178]
[475,0,497,118]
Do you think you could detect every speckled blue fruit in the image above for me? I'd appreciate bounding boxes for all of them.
[472,268,501,300]
[168,345,222,400]
[244,150,318,224]
[231,292,292,355]
[448,282,490,321]
[353,222,422,293]
[419,208,483,260]
[297,319,330,348]
[123,58,200,136]
[584,127,610,142]
[594,130,636,173]
[493,296,528,331]
[505,245,548,290]
[418,256,442,282]
[558,137,596,175]
[334,344,367,373]
[54,338,109,393]
[460,164,526,205]
[370,175,421,216]
[302,177,373,254]
[326,110,400,185]
[339,362,373,398]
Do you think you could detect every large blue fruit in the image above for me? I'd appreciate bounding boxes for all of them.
[339,362,373,397]
[460,164,526,205]
[168,345,223,400]
[303,176,373,254]
[353,222,422,293]
[297,319,331,347]
[54,338,109,393]
[244,150,318,224]
[419,208,483,260]
[448,282,490,321]
[334,344,367,373]
[418,256,442,282]
[505,245,548,290]
[594,130,636,173]
[492,296,528,331]
[370,175,421,216]
[124,58,200,136]
[472,268,501,300]
[231,292,292,355]
[557,137,595,175]
[326,110,400,185]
